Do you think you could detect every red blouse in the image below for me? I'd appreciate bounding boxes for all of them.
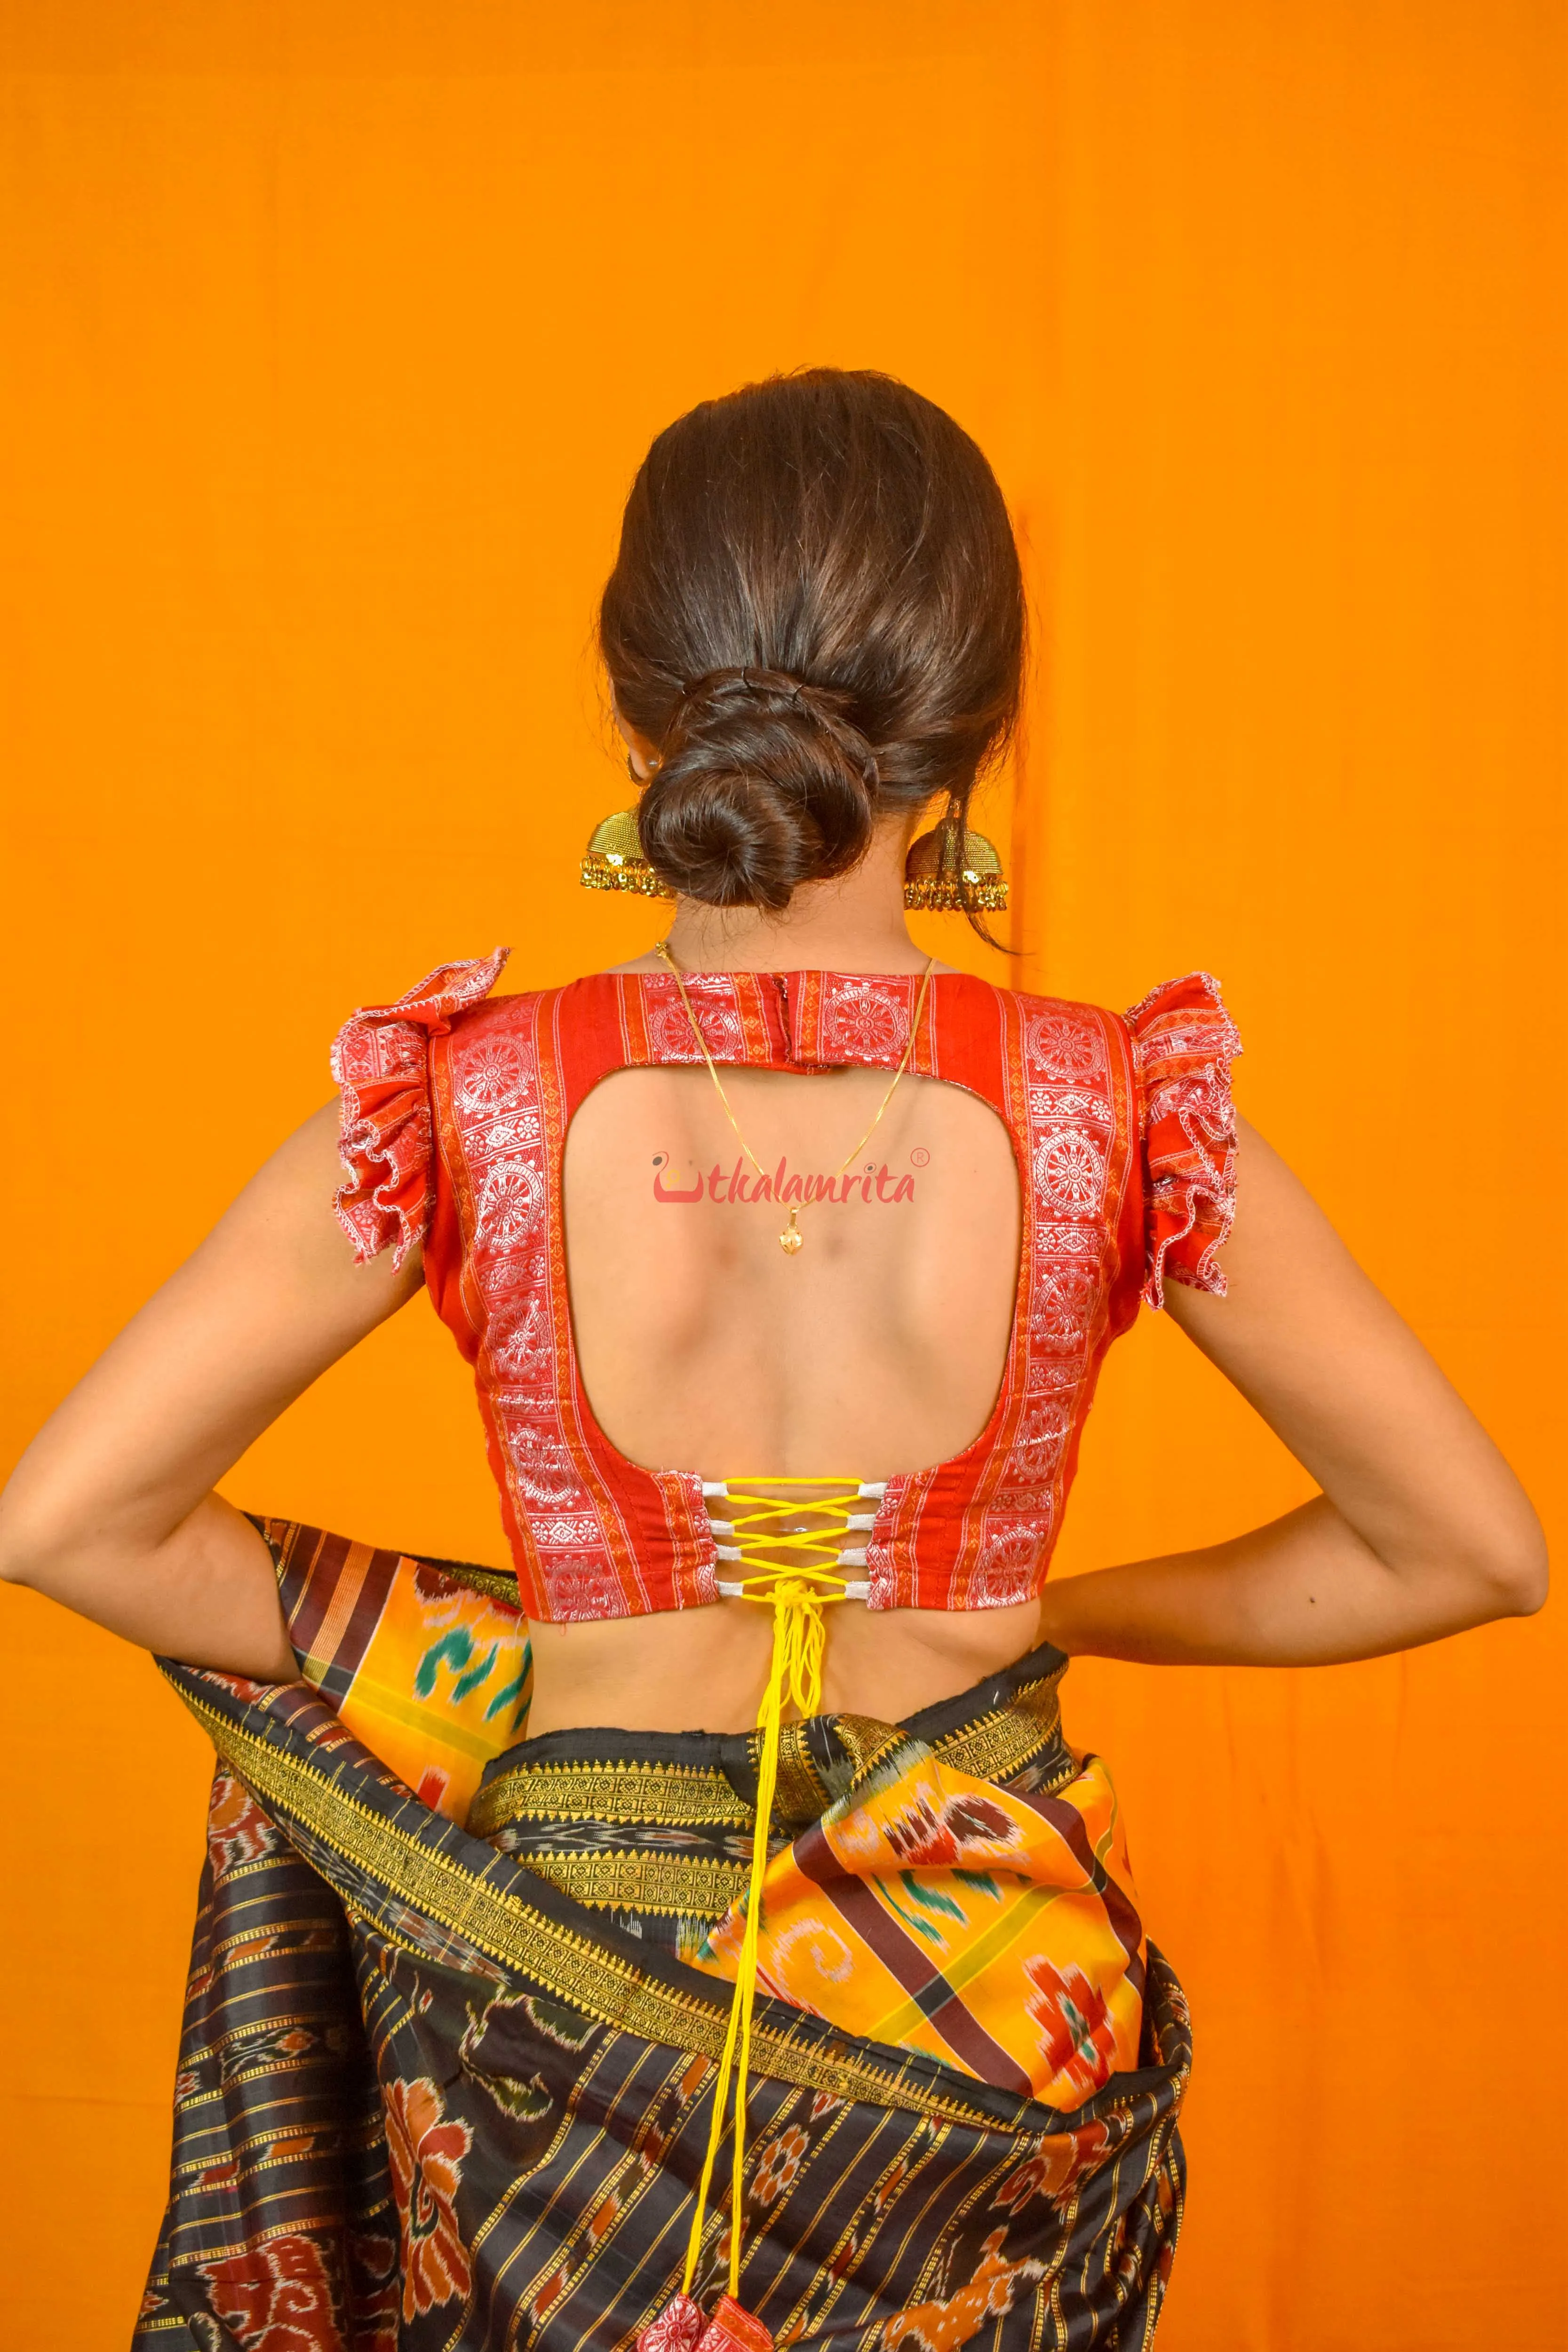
[332,961,1240,1624]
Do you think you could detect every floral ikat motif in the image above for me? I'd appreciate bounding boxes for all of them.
[689,1733,1144,2107]
[331,964,1239,1623]
[383,2076,474,2323]
[142,1582,1191,2352]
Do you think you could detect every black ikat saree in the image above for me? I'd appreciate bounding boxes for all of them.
[134,1532,1188,2352]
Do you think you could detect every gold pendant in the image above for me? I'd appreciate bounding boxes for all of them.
[779,1206,804,1255]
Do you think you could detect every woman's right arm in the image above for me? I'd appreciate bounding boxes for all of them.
[0,1104,421,1677]
[1036,1118,1547,1666]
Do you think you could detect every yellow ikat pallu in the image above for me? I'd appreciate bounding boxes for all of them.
[260,1521,1143,2112]
[261,1518,530,1823]
[687,1740,1145,2108]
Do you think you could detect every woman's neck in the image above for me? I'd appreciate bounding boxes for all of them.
[650,818,931,975]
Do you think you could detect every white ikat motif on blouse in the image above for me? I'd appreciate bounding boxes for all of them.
[336,1017,425,1086]
[1023,1009,1107,1080]
[967,1001,1120,1605]
[454,1033,534,1116]
[446,1001,632,1616]
[476,1160,545,1252]
[642,977,748,1065]
[817,977,914,1063]
[1032,1128,1107,1217]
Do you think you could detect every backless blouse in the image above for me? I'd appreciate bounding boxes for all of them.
[331,960,1240,1625]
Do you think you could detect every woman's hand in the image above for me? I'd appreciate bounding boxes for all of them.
[0,1104,422,1677]
[1037,1117,1547,1666]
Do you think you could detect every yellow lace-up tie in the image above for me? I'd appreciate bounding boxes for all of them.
[680,1475,880,2309]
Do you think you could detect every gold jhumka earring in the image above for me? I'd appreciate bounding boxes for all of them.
[901,817,1008,912]
[580,806,677,899]
[580,805,1007,910]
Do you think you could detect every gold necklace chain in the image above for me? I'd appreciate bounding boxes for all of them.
[653,939,935,1254]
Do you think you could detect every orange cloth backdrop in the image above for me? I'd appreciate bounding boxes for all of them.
[2,5,1564,2345]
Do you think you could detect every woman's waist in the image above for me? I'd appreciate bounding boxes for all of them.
[467,1635,1151,2113]
[521,1589,1045,1738]
[471,1633,1073,1846]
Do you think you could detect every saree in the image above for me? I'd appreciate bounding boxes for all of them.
[134,1524,1188,2351]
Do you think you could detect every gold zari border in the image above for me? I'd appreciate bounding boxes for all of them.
[924,1669,1067,1789]
[469,1758,750,1841]
[771,1722,833,1825]
[517,1848,747,1916]
[182,1687,1018,2132]
[468,1667,1071,1844]
[440,1563,525,1605]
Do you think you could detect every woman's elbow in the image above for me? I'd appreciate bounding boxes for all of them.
[1470,1509,1550,1620]
[0,1473,103,1598]
[0,1503,76,1595]
[1496,1538,1549,1618]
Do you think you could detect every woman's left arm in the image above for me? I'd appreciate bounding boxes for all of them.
[1036,1117,1548,1665]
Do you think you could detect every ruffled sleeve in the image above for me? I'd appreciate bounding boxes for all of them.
[1124,971,1242,1309]
[329,949,510,1266]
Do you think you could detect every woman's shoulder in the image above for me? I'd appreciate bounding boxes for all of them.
[329,949,625,1055]
[988,971,1242,1298]
[334,956,1240,1077]
[332,947,513,1053]
[987,969,1240,1068]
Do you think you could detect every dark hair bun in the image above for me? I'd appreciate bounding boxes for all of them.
[600,369,1025,918]
[637,668,877,910]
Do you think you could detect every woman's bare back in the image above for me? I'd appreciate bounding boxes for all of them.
[539,1049,1034,1732]
[563,1063,1020,1479]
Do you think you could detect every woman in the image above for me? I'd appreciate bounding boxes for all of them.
[0,369,1544,2352]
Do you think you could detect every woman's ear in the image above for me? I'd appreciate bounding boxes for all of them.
[612,701,661,783]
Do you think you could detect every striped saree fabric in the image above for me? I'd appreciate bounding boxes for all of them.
[134,1523,1188,2351]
